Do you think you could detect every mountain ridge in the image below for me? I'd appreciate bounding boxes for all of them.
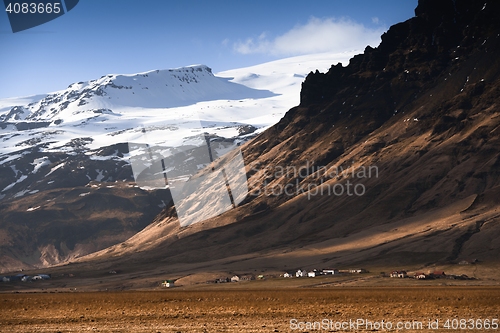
[68,0,500,280]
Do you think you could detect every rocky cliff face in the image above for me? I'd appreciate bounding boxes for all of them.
[245,0,500,212]
[230,0,500,264]
[300,0,499,107]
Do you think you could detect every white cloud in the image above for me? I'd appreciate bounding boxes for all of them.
[372,17,380,24]
[234,17,386,56]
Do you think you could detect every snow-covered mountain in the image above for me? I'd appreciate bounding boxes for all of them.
[0,51,355,271]
[1,65,273,123]
[0,51,356,199]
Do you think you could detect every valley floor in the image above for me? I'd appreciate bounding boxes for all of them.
[1,287,499,332]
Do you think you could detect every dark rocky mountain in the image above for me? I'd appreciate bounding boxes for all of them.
[65,0,500,279]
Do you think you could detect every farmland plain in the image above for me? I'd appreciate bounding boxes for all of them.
[1,286,499,332]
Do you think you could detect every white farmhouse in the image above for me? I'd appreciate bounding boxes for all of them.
[308,271,317,277]
[322,269,339,275]
[296,269,304,277]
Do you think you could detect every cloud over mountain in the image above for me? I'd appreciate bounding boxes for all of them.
[234,17,385,56]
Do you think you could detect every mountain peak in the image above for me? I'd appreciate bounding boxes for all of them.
[0,64,272,123]
[98,64,214,85]
[300,0,499,108]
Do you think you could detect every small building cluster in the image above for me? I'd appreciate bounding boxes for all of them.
[161,280,175,288]
[205,274,256,284]
[0,274,51,282]
[389,270,474,280]
[287,268,367,278]
[390,270,408,278]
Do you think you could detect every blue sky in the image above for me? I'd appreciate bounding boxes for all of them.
[0,0,417,99]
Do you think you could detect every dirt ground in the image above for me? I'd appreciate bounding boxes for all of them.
[1,287,499,332]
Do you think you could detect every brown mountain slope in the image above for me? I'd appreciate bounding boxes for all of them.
[46,0,500,279]
[0,180,170,273]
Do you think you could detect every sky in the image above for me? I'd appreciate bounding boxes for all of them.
[0,0,417,99]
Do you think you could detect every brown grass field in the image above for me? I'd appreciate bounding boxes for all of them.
[1,286,499,332]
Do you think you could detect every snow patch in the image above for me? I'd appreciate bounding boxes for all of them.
[45,162,66,177]
[95,169,105,181]
[14,189,30,197]
[31,157,51,174]
[2,175,28,192]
